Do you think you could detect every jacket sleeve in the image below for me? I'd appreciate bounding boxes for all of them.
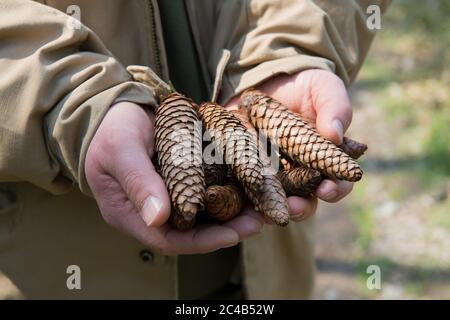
[0,0,157,195]
[210,0,390,104]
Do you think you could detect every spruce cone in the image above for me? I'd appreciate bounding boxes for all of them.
[279,157,294,171]
[230,108,275,172]
[205,184,243,222]
[246,174,289,226]
[277,166,322,197]
[170,209,196,231]
[155,93,205,222]
[278,157,322,196]
[299,118,368,160]
[340,137,368,160]
[203,163,228,187]
[240,89,363,182]
[230,108,289,226]
[199,102,264,192]
[230,108,257,135]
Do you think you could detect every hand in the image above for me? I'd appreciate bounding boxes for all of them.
[227,69,354,222]
[85,102,263,256]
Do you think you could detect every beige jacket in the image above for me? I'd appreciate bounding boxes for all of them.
[0,0,388,299]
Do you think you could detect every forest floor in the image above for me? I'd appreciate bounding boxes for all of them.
[313,0,450,299]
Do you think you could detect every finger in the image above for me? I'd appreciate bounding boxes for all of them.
[241,203,274,225]
[288,196,318,222]
[164,225,239,255]
[87,102,169,227]
[312,73,353,145]
[119,212,237,256]
[105,144,171,228]
[263,216,275,225]
[172,207,265,252]
[94,183,239,256]
[315,179,354,203]
[222,207,264,240]
[224,95,240,110]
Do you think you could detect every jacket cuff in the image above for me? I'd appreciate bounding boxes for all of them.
[45,81,157,197]
[218,55,335,105]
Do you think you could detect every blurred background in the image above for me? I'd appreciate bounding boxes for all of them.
[313,0,450,299]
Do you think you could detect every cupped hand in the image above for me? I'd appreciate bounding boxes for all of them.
[85,102,263,256]
[227,69,354,222]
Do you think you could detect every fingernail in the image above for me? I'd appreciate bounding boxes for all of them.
[141,196,162,226]
[323,191,338,201]
[332,119,344,144]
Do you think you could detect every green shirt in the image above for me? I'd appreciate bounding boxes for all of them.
[157,0,208,103]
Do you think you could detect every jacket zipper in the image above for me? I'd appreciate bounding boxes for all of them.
[146,0,163,78]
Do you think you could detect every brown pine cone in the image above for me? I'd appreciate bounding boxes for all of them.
[155,93,205,222]
[246,174,289,226]
[205,183,243,222]
[240,89,363,182]
[234,105,367,164]
[277,165,322,197]
[297,118,368,160]
[279,157,322,196]
[230,108,257,135]
[199,102,264,192]
[170,209,196,231]
[340,137,368,160]
[230,108,289,226]
[203,163,228,187]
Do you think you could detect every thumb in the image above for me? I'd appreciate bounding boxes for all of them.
[107,146,171,227]
[312,74,352,145]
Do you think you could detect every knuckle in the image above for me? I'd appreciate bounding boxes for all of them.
[123,170,145,200]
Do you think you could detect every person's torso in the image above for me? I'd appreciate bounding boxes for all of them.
[13,0,238,299]
[35,0,220,102]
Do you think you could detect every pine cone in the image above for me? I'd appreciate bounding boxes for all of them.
[340,137,368,160]
[170,209,196,231]
[199,102,264,192]
[229,108,257,135]
[279,157,294,171]
[230,108,289,226]
[205,183,243,222]
[155,93,205,222]
[298,118,368,160]
[246,174,289,226]
[277,165,322,197]
[203,163,228,187]
[240,89,363,182]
